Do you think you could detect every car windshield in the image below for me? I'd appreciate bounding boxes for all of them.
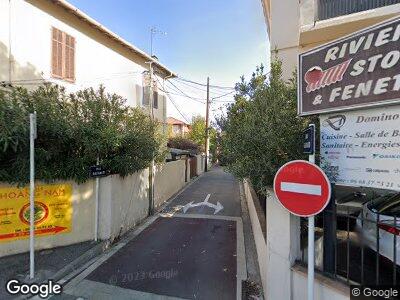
[368,193,400,216]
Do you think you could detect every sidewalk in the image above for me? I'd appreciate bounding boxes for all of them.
[0,241,102,300]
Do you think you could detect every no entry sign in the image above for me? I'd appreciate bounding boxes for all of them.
[273,160,331,217]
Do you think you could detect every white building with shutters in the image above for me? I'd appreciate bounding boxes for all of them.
[0,0,175,123]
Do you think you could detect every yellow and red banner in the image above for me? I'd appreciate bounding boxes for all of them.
[0,184,72,242]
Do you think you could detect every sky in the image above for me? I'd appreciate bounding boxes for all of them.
[68,0,270,123]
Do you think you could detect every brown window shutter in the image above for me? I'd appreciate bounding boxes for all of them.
[51,27,75,81]
[51,28,63,77]
[64,34,75,81]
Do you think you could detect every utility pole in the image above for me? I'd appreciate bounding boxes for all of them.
[148,61,155,215]
[204,77,210,172]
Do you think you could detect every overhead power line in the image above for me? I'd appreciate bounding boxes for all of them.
[155,76,191,123]
[164,91,191,124]
[170,78,233,97]
[166,80,206,103]
[212,90,236,101]
[158,87,205,103]
[175,76,235,90]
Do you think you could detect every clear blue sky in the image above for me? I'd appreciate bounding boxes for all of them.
[68,0,269,122]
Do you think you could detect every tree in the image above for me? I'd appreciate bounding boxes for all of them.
[217,60,312,195]
[188,115,206,150]
[187,115,217,157]
[0,84,161,184]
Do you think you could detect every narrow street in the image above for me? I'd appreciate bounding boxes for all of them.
[57,167,254,300]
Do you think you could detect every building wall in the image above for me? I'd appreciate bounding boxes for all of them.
[268,0,400,80]
[0,0,166,122]
[263,2,400,299]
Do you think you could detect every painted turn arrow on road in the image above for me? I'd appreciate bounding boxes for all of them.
[0,226,67,240]
[182,193,223,214]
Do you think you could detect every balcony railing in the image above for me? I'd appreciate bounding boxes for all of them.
[318,0,400,20]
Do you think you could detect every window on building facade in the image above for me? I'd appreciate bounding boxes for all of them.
[153,91,158,109]
[51,27,75,82]
[142,85,150,106]
[173,124,182,135]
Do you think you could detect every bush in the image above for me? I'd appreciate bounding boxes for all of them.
[0,84,161,184]
[218,60,313,195]
[167,137,200,154]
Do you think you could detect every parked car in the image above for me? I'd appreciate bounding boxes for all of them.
[356,192,400,265]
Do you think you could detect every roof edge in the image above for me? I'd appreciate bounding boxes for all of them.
[49,0,177,78]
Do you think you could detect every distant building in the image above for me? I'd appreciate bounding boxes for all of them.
[0,0,176,124]
[167,117,191,137]
[261,0,400,79]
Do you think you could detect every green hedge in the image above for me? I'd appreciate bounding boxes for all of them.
[218,60,314,195]
[0,84,161,184]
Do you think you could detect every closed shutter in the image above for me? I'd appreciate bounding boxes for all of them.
[51,27,75,82]
[142,86,150,106]
[153,91,158,109]
[64,34,75,81]
[162,94,167,121]
[51,28,63,77]
[135,84,142,107]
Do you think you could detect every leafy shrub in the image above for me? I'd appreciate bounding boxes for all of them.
[0,84,160,184]
[167,137,200,154]
[217,60,313,195]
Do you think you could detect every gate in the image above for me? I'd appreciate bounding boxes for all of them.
[190,157,197,178]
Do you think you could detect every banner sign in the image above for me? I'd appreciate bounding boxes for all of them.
[320,106,400,190]
[298,16,400,116]
[0,184,72,242]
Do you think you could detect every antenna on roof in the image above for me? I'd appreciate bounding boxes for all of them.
[150,26,167,56]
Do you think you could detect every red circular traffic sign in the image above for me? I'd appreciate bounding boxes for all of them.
[273,160,331,217]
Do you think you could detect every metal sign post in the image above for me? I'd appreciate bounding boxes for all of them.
[89,161,109,241]
[29,112,37,279]
[274,125,328,300]
[94,157,100,242]
[307,123,315,300]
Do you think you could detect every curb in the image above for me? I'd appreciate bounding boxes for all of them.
[18,240,108,300]
[49,240,108,282]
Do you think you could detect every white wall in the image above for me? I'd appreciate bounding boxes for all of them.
[243,180,267,296]
[292,267,349,300]
[196,154,205,176]
[0,0,166,122]
[98,170,149,241]
[0,159,190,257]
[266,188,300,300]
[265,188,350,300]
[154,160,186,208]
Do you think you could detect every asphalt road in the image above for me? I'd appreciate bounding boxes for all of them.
[60,166,247,300]
[163,167,241,217]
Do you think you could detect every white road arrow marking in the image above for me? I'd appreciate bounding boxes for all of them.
[280,182,322,196]
[182,194,223,214]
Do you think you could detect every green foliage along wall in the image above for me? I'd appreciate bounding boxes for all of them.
[0,84,161,184]
[218,60,313,196]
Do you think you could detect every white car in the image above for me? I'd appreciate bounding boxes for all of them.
[356,193,400,265]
